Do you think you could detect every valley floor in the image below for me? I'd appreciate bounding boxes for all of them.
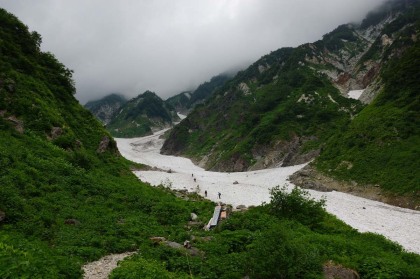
[116,129,420,254]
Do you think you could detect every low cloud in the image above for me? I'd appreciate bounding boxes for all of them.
[0,0,387,104]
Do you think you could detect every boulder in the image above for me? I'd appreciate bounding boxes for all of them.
[236,204,247,210]
[183,240,192,249]
[6,115,24,134]
[96,136,110,153]
[323,261,359,279]
[190,213,198,221]
[233,181,239,184]
[165,241,183,249]
[50,127,63,140]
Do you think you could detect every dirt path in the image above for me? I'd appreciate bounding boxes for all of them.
[82,251,136,279]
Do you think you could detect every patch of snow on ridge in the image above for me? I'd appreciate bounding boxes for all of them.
[348,90,364,100]
[177,113,187,120]
[115,130,420,254]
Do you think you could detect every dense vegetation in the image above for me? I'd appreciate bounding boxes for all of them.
[110,187,420,279]
[107,91,179,137]
[317,39,420,195]
[162,40,363,171]
[315,2,420,197]
[0,8,212,277]
[1,3,419,278]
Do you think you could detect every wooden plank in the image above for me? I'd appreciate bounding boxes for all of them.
[210,206,222,227]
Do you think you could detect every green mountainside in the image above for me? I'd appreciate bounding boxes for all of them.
[0,8,211,277]
[1,4,420,278]
[84,93,127,125]
[166,73,231,114]
[162,31,367,170]
[316,34,420,195]
[107,90,179,138]
[85,71,231,136]
[162,0,420,197]
[165,90,192,113]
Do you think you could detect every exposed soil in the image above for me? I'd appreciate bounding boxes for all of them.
[289,164,419,210]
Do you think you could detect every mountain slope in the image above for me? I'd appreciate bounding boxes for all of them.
[164,90,192,114]
[166,73,231,114]
[316,36,420,195]
[0,8,210,277]
[84,93,127,125]
[162,30,370,171]
[162,0,420,197]
[107,90,179,137]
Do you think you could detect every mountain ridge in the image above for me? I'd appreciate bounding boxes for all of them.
[165,73,232,114]
[106,90,179,138]
[84,93,127,125]
[162,0,420,200]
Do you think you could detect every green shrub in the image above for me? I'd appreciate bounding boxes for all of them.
[110,256,189,279]
[246,222,323,279]
[151,202,190,226]
[268,185,326,228]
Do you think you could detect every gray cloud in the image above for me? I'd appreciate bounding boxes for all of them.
[0,0,387,104]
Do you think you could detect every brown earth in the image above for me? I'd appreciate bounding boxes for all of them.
[289,164,419,210]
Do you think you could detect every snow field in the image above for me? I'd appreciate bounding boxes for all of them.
[116,130,420,254]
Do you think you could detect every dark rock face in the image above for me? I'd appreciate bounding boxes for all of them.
[50,127,63,140]
[289,166,332,192]
[84,94,127,125]
[6,115,24,134]
[97,136,110,153]
[323,261,360,279]
[248,136,320,171]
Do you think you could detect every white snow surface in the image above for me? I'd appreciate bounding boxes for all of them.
[348,89,364,100]
[116,129,420,254]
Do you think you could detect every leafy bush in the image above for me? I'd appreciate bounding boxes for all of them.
[268,185,326,228]
[246,222,323,278]
[110,256,189,279]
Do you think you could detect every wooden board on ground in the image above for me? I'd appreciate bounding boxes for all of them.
[210,205,222,227]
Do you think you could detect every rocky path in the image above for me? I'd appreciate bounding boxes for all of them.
[82,251,136,279]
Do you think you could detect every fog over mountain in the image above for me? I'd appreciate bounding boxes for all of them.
[0,0,387,104]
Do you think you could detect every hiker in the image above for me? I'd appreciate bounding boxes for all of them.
[192,173,193,177]
[204,190,207,197]
[218,192,221,199]
[194,178,196,182]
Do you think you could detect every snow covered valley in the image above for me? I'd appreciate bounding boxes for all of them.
[116,129,420,254]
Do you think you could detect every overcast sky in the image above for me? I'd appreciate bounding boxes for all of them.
[0,0,387,104]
